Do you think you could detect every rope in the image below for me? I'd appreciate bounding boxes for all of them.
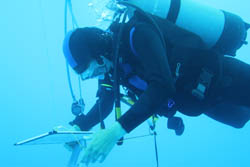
[153,132,159,167]
[117,133,153,143]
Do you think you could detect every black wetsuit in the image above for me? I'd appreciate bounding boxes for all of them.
[71,13,250,132]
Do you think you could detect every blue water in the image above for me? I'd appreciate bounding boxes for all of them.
[1,0,250,167]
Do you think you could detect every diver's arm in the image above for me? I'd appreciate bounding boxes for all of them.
[118,23,176,133]
[70,75,115,131]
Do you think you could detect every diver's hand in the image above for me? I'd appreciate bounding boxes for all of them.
[53,125,82,151]
[80,121,126,165]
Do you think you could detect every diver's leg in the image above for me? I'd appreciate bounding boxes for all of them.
[204,56,250,128]
[204,102,250,128]
[218,56,250,106]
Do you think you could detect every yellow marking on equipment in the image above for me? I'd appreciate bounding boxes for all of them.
[115,107,122,119]
[127,99,135,105]
[101,84,113,88]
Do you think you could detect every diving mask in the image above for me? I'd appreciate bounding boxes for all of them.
[80,57,112,80]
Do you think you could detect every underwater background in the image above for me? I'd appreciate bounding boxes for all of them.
[1,0,250,166]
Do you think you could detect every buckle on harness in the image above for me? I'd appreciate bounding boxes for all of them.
[174,63,181,83]
[192,67,214,100]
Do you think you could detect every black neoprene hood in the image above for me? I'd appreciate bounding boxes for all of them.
[69,27,112,74]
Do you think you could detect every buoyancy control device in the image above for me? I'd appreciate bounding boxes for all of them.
[117,0,249,101]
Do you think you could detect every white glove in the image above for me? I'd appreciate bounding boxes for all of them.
[80,121,127,165]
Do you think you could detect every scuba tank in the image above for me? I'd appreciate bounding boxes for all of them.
[124,0,248,56]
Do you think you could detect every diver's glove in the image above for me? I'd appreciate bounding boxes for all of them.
[80,121,127,165]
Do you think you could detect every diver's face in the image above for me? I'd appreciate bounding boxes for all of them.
[80,56,113,80]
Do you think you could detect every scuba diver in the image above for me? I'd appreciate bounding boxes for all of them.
[62,0,250,165]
